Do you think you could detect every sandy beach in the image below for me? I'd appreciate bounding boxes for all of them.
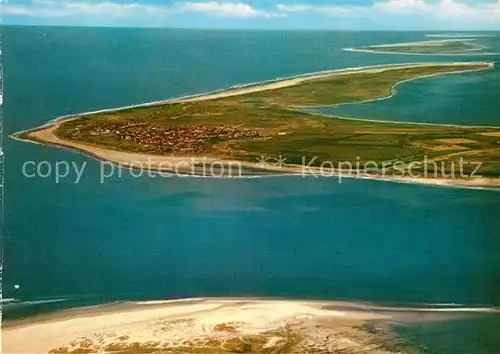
[168,62,477,103]
[8,297,496,354]
[12,61,500,189]
[343,47,500,56]
[342,39,499,56]
[5,297,498,353]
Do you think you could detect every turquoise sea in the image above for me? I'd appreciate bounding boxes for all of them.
[2,27,500,352]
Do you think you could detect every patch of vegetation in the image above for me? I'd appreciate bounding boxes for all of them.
[49,330,304,354]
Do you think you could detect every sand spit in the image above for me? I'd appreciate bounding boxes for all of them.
[16,117,500,189]
[5,298,499,353]
[426,34,498,38]
[12,62,500,189]
[168,62,454,103]
[2,298,453,354]
[3,299,396,353]
[343,38,498,56]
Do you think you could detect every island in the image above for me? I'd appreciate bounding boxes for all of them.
[426,33,498,39]
[3,298,472,353]
[345,39,492,55]
[14,62,500,187]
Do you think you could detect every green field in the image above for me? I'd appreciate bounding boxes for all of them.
[48,63,500,177]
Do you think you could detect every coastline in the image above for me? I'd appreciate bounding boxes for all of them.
[343,48,500,57]
[1,298,386,353]
[4,297,498,353]
[296,61,496,122]
[12,61,500,189]
[342,38,498,56]
[13,61,472,133]
[426,34,498,38]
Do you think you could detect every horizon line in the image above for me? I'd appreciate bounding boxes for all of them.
[3,24,500,32]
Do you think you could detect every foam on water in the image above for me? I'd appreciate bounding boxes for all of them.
[3,298,71,308]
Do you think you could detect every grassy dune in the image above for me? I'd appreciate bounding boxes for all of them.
[350,40,486,55]
[30,63,500,178]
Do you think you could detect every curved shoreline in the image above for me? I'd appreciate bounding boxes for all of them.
[297,62,498,128]
[12,61,500,189]
[5,297,499,328]
[4,297,499,353]
[13,61,494,137]
[427,34,498,38]
[343,47,500,57]
[12,61,466,135]
[344,48,500,57]
[343,38,499,56]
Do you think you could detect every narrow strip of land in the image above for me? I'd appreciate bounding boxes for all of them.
[344,39,498,56]
[6,298,491,353]
[13,62,500,187]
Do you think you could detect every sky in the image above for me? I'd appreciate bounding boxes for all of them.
[3,0,500,30]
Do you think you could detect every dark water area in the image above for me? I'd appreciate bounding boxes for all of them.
[2,27,500,352]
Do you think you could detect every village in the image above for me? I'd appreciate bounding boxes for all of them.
[84,122,262,154]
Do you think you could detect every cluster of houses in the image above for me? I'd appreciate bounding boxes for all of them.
[86,123,261,153]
